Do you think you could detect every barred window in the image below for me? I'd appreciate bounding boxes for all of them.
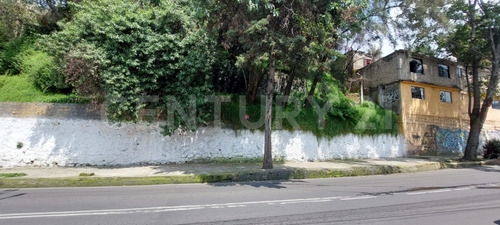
[411,86,425,100]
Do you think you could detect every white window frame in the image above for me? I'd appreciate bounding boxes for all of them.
[440,91,452,103]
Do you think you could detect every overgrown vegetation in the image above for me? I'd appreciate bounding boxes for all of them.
[42,0,213,134]
[0,0,398,139]
[220,92,398,137]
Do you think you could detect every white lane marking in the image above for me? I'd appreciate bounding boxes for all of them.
[453,187,472,191]
[427,189,452,193]
[277,199,333,205]
[226,205,246,208]
[406,191,428,195]
[340,196,377,201]
[0,196,345,220]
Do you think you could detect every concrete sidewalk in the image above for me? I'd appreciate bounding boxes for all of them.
[0,158,497,188]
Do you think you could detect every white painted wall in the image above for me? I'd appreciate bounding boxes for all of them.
[0,117,407,168]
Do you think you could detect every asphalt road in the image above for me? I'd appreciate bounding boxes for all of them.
[1,166,500,225]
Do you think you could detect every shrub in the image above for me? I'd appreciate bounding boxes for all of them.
[483,139,500,159]
[63,42,104,105]
[44,0,213,135]
[21,50,68,93]
[0,37,31,75]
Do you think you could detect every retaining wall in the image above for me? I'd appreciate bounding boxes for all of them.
[0,103,407,167]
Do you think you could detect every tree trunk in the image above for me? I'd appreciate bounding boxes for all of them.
[463,59,481,160]
[464,118,481,160]
[463,55,499,160]
[246,65,260,104]
[281,68,296,108]
[262,49,275,169]
[304,71,320,108]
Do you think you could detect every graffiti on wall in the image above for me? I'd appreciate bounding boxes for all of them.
[383,89,400,107]
[484,130,500,142]
[420,125,468,155]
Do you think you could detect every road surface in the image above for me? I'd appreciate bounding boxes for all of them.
[1,166,500,225]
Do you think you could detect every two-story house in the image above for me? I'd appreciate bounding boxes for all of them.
[358,50,500,155]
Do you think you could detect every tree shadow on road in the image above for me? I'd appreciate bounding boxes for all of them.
[150,163,310,189]
[204,179,306,189]
[0,189,26,201]
[469,165,500,173]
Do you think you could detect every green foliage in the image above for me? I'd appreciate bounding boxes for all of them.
[0,37,33,75]
[22,50,68,93]
[0,0,40,42]
[63,42,104,104]
[45,0,214,134]
[220,93,398,137]
[483,139,500,159]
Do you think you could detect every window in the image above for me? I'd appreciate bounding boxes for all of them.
[440,91,452,103]
[410,58,424,74]
[411,86,425,100]
[364,59,372,66]
[438,64,450,78]
[493,100,500,109]
[457,67,463,77]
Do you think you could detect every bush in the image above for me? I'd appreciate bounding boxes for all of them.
[483,139,500,159]
[22,50,68,93]
[44,0,213,135]
[0,37,31,75]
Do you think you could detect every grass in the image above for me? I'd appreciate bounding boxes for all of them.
[0,74,86,103]
[0,173,27,178]
[79,172,95,177]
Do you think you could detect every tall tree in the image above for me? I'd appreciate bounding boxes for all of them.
[200,0,356,169]
[444,0,500,160]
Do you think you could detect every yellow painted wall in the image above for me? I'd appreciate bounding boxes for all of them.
[485,107,500,130]
[400,81,467,120]
[400,81,470,155]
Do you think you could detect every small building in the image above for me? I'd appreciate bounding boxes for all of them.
[357,50,500,155]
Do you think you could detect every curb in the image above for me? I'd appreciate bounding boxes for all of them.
[0,162,446,188]
[439,160,488,169]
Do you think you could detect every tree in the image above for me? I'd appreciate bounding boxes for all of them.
[443,0,500,160]
[200,0,356,169]
[0,0,39,42]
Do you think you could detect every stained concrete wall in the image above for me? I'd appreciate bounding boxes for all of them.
[362,50,466,91]
[400,53,465,90]
[361,50,498,156]
[0,103,407,168]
